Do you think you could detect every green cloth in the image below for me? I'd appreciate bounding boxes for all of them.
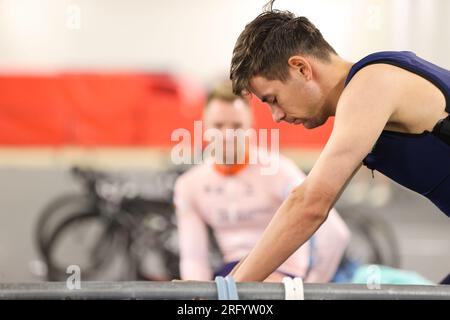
[352,265,434,285]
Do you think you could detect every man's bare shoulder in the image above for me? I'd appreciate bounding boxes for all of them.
[337,63,400,123]
[343,63,405,95]
[341,62,446,132]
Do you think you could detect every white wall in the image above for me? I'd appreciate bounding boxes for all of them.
[0,0,449,84]
[389,0,450,68]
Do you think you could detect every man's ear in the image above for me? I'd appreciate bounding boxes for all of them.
[288,55,313,80]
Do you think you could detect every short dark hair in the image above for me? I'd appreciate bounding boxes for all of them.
[230,0,337,96]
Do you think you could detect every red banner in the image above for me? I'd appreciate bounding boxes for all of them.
[0,73,333,148]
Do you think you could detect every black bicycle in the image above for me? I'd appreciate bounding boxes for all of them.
[35,166,399,281]
[336,204,400,268]
[35,166,184,281]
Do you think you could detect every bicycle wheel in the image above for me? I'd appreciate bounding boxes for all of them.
[43,212,131,281]
[35,193,94,255]
[124,199,180,280]
[338,206,400,267]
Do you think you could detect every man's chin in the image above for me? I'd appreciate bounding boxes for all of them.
[301,121,317,129]
[302,117,327,129]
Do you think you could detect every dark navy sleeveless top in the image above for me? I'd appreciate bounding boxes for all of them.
[344,51,450,217]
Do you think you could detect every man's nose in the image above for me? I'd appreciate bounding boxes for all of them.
[271,106,286,123]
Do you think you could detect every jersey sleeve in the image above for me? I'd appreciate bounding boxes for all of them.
[174,175,213,280]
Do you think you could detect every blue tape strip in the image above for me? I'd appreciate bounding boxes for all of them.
[224,276,239,300]
[215,276,228,300]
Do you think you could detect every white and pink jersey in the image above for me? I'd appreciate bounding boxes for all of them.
[174,152,350,282]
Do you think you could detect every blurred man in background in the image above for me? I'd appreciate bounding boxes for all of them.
[174,80,351,282]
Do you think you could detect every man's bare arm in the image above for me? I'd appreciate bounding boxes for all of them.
[229,65,398,281]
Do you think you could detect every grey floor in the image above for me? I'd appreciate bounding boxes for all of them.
[0,167,448,283]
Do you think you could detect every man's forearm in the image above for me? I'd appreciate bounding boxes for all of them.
[229,187,328,282]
